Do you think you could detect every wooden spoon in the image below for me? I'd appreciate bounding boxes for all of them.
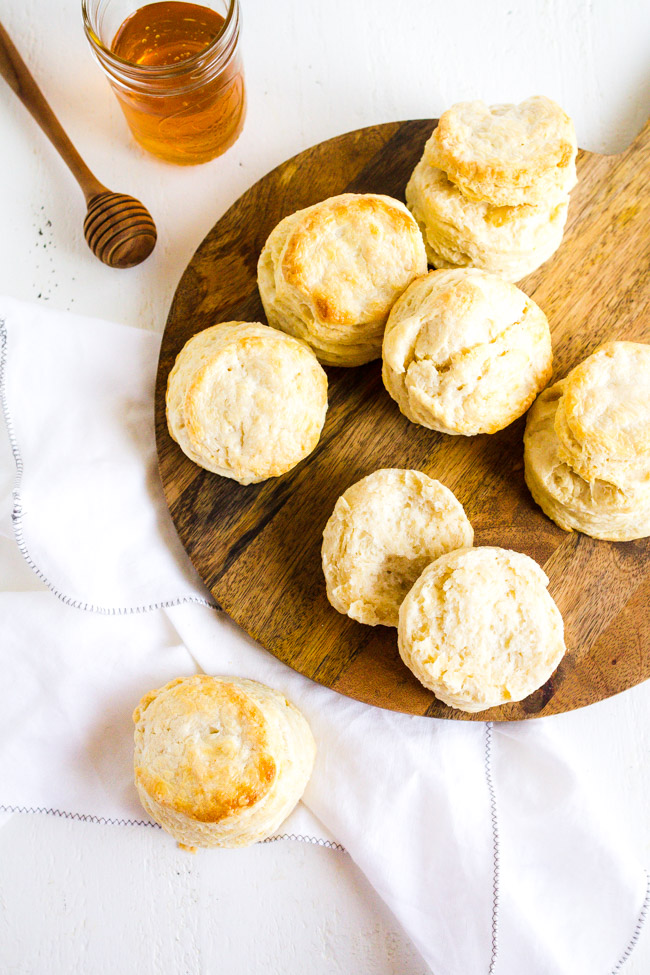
[0,21,156,269]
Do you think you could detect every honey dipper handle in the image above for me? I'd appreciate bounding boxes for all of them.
[0,21,107,203]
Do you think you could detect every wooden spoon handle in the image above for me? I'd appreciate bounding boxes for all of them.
[0,20,107,202]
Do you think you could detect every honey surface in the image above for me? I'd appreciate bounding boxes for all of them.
[110,1,245,165]
[112,1,225,67]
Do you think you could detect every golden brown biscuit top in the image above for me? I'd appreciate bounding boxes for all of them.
[560,342,650,462]
[430,96,576,189]
[133,676,276,823]
[280,194,426,326]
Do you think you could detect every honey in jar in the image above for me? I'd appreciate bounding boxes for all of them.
[83,0,246,165]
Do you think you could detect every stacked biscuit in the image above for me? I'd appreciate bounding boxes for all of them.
[406,97,577,282]
[524,342,650,541]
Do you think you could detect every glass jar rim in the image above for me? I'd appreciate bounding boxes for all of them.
[81,0,238,77]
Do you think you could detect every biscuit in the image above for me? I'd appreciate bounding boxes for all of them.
[322,468,474,627]
[166,322,328,485]
[405,158,568,282]
[257,194,428,367]
[554,342,650,487]
[133,675,316,849]
[427,97,577,206]
[398,547,566,712]
[382,268,553,435]
[524,381,650,541]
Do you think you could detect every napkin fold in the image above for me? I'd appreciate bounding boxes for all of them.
[0,297,210,613]
[1,296,648,975]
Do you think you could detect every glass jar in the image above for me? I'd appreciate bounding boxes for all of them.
[82,0,246,165]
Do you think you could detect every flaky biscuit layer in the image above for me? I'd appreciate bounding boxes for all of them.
[406,158,568,282]
[554,342,650,487]
[398,547,565,712]
[382,268,552,435]
[524,381,650,541]
[166,322,327,485]
[322,468,473,627]
[427,97,577,206]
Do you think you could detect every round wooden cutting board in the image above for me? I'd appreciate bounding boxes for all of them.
[155,118,650,721]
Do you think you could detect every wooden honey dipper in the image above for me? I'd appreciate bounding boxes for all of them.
[0,21,156,269]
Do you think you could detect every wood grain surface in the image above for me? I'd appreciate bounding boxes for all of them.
[155,118,650,720]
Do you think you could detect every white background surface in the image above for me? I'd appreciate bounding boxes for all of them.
[0,0,649,972]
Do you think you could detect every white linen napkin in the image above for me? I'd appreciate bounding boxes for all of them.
[0,296,648,975]
[0,296,210,613]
